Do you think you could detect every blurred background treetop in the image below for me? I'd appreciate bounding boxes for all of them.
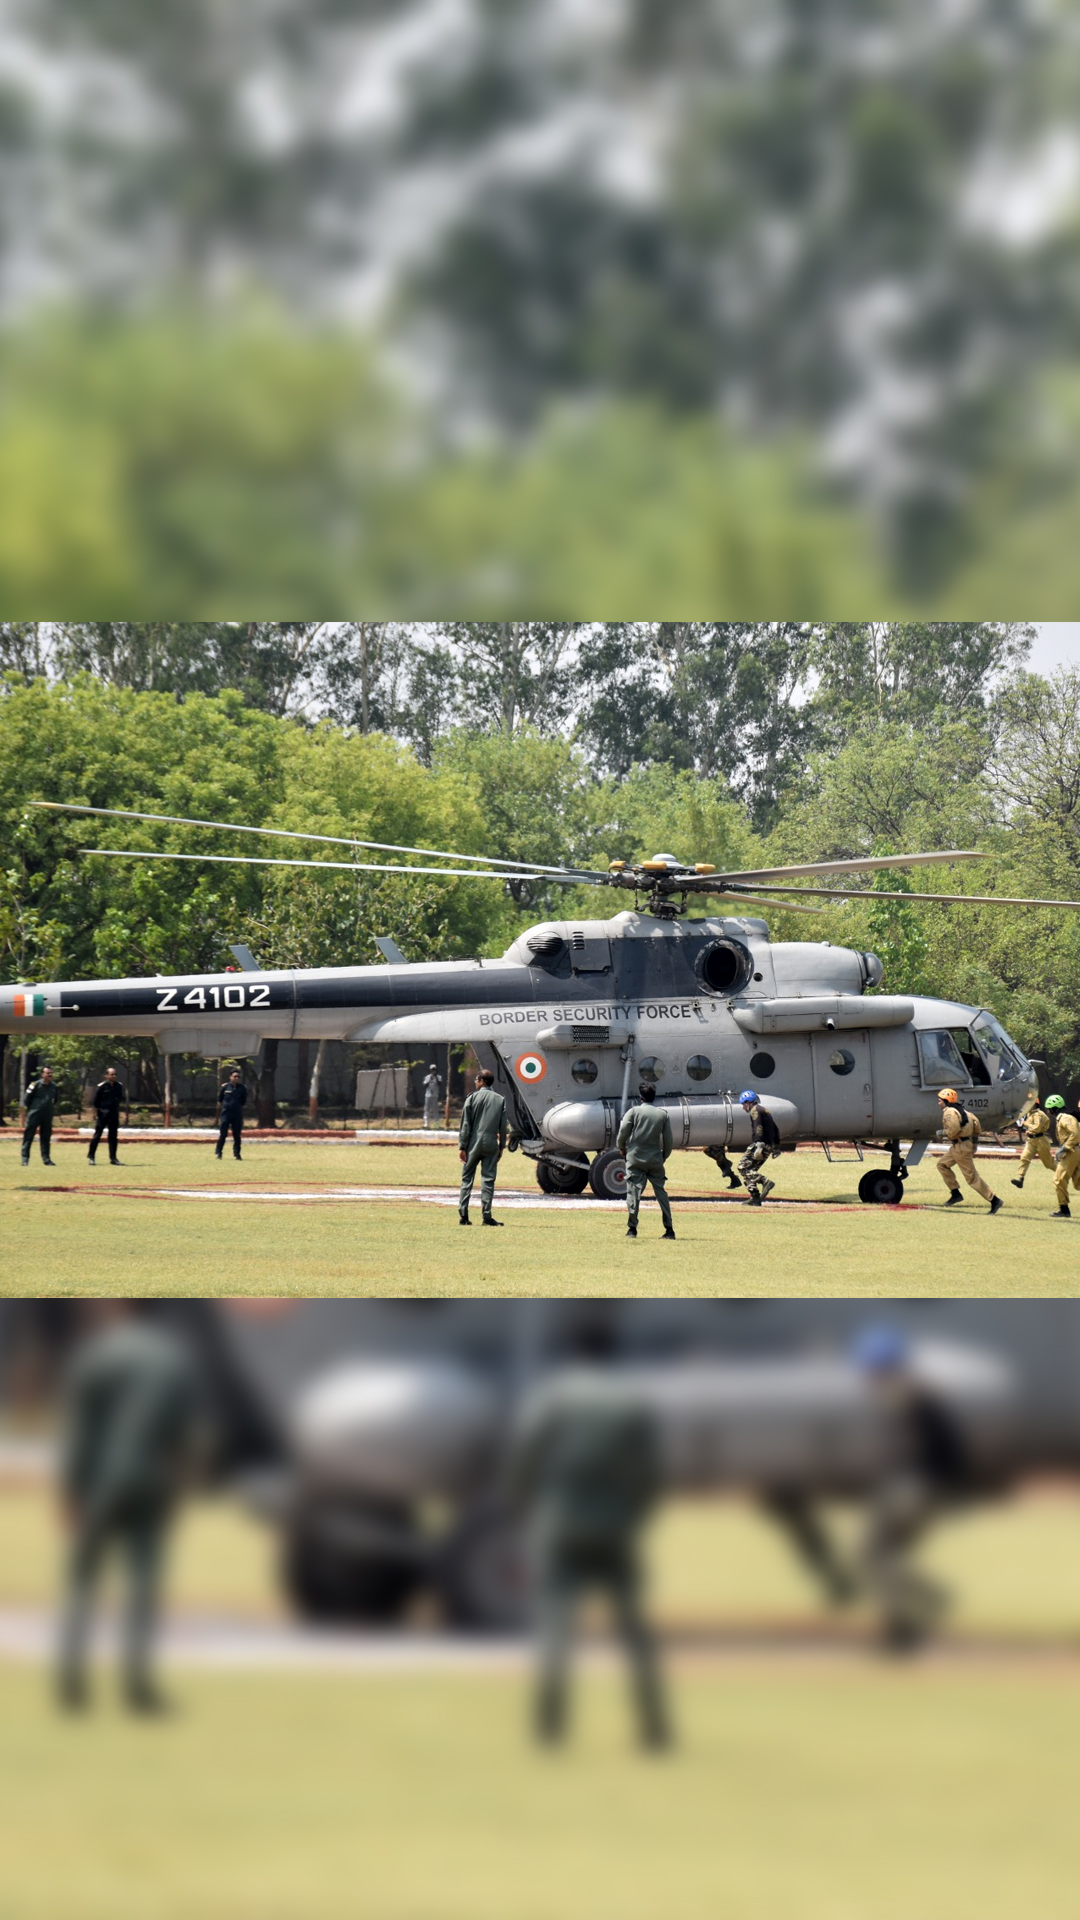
[3,0,1080,608]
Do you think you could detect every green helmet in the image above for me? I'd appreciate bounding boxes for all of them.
[1046,1094,1066,1111]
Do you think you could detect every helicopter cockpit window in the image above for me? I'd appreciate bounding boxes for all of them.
[917,1030,971,1087]
[686,1055,712,1081]
[571,1058,598,1085]
[971,1012,1025,1081]
[637,1057,665,1083]
[695,939,753,996]
[828,1048,856,1076]
[947,1027,991,1085]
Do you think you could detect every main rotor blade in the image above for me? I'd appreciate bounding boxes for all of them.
[713,850,987,884]
[80,848,590,883]
[706,890,823,916]
[735,883,1080,910]
[32,800,598,881]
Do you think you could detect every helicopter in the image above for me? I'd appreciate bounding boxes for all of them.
[4,800,1079,1203]
[3,1296,1075,1638]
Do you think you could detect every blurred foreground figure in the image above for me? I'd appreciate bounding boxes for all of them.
[56,1303,201,1713]
[509,1366,672,1750]
[853,1327,970,1653]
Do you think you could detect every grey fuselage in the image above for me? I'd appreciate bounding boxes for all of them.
[0,910,1035,1148]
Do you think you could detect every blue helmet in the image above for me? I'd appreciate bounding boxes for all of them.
[739,1089,757,1106]
[851,1324,909,1375]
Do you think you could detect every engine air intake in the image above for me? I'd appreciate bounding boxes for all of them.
[696,938,753,996]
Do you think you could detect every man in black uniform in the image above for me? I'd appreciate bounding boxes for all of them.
[215,1069,247,1160]
[21,1064,57,1165]
[88,1066,125,1166]
[852,1325,970,1651]
[56,1301,203,1712]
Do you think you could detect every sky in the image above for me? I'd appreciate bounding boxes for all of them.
[1032,625,1080,672]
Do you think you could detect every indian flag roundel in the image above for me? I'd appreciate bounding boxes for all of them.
[515,1052,547,1083]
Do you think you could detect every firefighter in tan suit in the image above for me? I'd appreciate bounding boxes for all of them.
[1011,1093,1055,1189]
[936,1089,1003,1214]
[1050,1096,1080,1220]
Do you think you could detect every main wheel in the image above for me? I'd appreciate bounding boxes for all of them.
[536,1159,590,1195]
[588,1149,628,1200]
[437,1503,528,1632]
[858,1169,904,1206]
[283,1502,422,1623]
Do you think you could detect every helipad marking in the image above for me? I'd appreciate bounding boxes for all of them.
[34,1184,938,1213]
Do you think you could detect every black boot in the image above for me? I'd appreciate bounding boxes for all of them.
[989,1194,1004,1215]
[1010,1177,1024,1189]
[1052,1205,1072,1219]
[727,1175,742,1190]
[626,1223,637,1238]
[662,1225,676,1239]
[459,1210,470,1226]
[481,1215,503,1227]
[944,1189,963,1207]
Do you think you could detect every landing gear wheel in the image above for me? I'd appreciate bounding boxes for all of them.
[858,1169,904,1206]
[283,1503,422,1623]
[536,1159,590,1195]
[437,1504,528,1632]
[588,1149,628,1200]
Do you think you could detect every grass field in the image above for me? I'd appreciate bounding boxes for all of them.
[4,1486,1080,1920]
[1,1137,1074,1296]
[4,1661,1080,1920]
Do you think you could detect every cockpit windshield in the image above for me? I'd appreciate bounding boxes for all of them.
[971,1011,1027,1081]
[917,1030,971,1087]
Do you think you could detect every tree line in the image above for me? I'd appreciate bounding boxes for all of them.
[2,621,1080,1097]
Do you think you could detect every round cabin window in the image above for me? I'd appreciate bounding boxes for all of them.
[571,1058,598,1085]
[637,1057,665,1084]
[749,1052,775,1078]
[828,1048,856,1076]
[686,1055,712,1081]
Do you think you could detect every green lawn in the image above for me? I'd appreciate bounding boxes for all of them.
[1,1137,1072,1296]
[1,1659,1079,1920]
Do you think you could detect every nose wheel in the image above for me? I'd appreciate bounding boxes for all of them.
[588,1149,628,1200]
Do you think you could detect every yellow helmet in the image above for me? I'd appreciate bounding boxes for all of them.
[937,1087,960,1105]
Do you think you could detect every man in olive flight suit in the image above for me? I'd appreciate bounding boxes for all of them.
[88,1066,125,1166]
[617,1082,675,1239]
[458,1068,507,1225]
[509,1364,672,1750]
[56,1301,203,1713]
[1011,1091,1055,1189]
[21,1064,57,1165]
[937,1088,1003,1213]
[1050,1096,1080,1219]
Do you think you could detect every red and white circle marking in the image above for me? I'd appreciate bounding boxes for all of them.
[515,1052,547,1084]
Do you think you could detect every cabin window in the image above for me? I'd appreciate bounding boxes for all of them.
[637,1056,665,1083]
[749,1052,775,1078]
[571,1058,598,1085]
[686,1054,712,1081]
[827,1048,856,1076]
[971,1012,1024,1082]
[917,1030,970,1087]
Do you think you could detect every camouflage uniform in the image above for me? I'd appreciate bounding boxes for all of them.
[509,1371,671,1748]
[57,1315,201,1710]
